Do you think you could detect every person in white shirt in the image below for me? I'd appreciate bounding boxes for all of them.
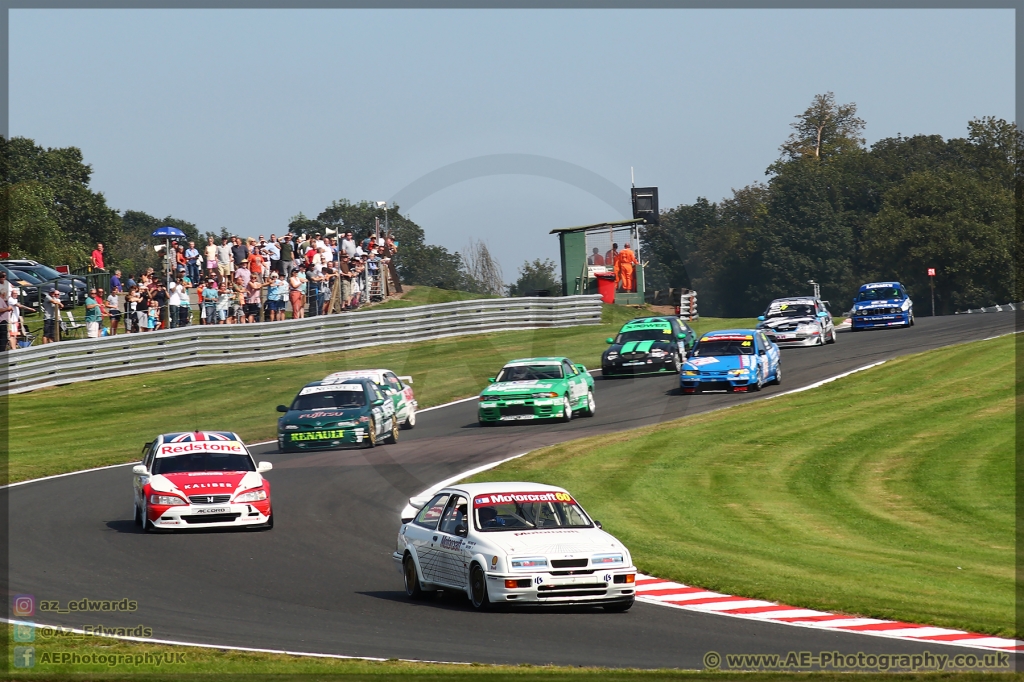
[341,232,356,258]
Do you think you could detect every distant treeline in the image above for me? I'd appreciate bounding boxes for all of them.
[641,94,1019,316]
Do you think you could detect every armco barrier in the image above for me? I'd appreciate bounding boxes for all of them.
[955,301,1022,314]
[3,295,603,395]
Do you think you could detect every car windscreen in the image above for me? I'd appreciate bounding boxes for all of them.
[692,339,755,356]
[27,265,66,281]
[495,365,563,381]
[473,492,592,531]
[765,304,814,319]
[291,389,367,411]
[12,270,44,284]
[857,288,902,302]
[152,452,256,475]
[615,328,672,343]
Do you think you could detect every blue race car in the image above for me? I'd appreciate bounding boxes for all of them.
[850,282,914,331]
[680,329,781,394]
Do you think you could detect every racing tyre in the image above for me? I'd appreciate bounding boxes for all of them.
[470,564,491,610]
[750,371,763,392]
[770,364,782,385]
[603,597,635,613]
[404,555,429,600]
[401,407,416,430]
[826,327,837,344]
[134,503,142,527]
[385,419,399,444]
[581,389,596,417]
[909,314,915,327]
[671,353,683,373]
[478,418,496,427]
[365,419,377,448]
[142,503,157,533]
[559,395,573,423]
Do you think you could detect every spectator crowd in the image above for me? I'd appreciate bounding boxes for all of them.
[5,231,402,347]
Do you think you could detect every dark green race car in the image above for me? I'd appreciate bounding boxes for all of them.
[601,316,696,376]
[276,378,398,452]
[478,356,596,425]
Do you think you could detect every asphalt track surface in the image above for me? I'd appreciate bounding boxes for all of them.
[7,312,1017,668]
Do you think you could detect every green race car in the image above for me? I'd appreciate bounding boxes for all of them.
[601,316,696,376]
[477,357,595,425]
[276,377,398,451]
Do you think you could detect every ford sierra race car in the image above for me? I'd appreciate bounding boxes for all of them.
[756,296,836,346]
[850,282,914,331]
[680,329,781,393]
[132,431,273,532]
[601,316,696,376]
[477,357,595,425]
[394,482,637,611]
[323,369,418,429]
[276,377,398,451]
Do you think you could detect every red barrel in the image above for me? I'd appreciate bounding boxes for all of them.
[595,272,617,304]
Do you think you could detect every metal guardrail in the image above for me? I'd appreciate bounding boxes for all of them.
[955,301,1022,314]
[2,295,604,395]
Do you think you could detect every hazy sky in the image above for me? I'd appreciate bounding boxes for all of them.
[9,9,1014,280]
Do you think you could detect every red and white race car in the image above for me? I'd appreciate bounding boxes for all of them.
[132,431,273,532]
[323,369,417,429]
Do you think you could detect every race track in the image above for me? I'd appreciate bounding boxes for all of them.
[6,312,1016,668]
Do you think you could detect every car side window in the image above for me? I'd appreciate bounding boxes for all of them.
[143,447,154,471]
[562,360,577,376]
[758,332,770,349]
[438,495,469,536]
[412,494,450,530]
[385,373,402,391]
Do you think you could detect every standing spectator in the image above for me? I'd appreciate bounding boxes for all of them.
[338,254,353,309]
[8,289,33,349]
[248,247,265,283]
[243,277,263,323]
[588,248,605,266]
[0,288,10,350]
[306,267,324,317]
[185,241,200,284]
[90,243,105,271]
[84,288,102,338]
[279,235,295,279]
[266,272,287,321]
[265,236,281,275]
[127,285,143,333]
[615,242,638,292]
[288,267,304,319]
[176,277,192,327]
[42,288,62,343]
[205,236,218,277]
[146,295,159,332]
[341,231,356,258]
[216,284,233,324]
[167,278,182,328]
[106,288,122,335]
[199,278,219,325]
[152,280,168,329]
[233,263,251,288]
[231,236,249,270]
[217,237,233,280]
[382,235,402,294]
[110,269,123,293]
[605,243,618,269]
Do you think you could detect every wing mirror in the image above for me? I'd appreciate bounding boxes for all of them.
[594,520,603,529]
[487,377,496,383]
[817,311,829,318]
[398,375,414,385]
[574,363,587,373]
[677,332,686,339]
[132,464,148,476]
[257,461,273,473]
[373,398,386,406]
[276,405,288,413]
[605,337,614,344]
[757,315,765,321]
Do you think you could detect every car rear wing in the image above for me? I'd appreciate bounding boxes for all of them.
[398,375,413,384]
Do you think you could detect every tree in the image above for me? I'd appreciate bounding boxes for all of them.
[461,238,505,295]
[780,92,865,161]
[113,211,199,277]
[507,258,560,297]
[1,181,80,266]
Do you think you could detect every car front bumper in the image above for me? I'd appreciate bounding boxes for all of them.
[278,427,372,449]
[851,312,910,329]
[765,331,821,346]
[150,501,271,529]
[602,355,677,375]
[680,373,757,393]
[478,399,562,422]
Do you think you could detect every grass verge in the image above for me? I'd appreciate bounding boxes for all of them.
[369,285,499,309]
[7,304,751,484]
[469,335,1015,637]
[5,626,1016,679]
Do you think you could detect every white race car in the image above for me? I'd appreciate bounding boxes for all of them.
[324,369,417,429]
[394,482,637,611]
[133,431,274,532]
[756,296,837,347]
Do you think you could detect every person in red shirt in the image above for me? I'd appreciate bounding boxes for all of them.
[90,243,105,270]
[247,248,266,283]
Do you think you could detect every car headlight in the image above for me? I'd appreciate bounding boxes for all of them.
[283,425,299,430]
[727,369,749,376]
[649,349,667,357]
[605,352,618,359]
[510,556,548,570]
[233,489,267,503]
[149,493,187,506]
[358,416,370,422]
[682,370,699,376]
[798,323,818,331]
[532,392,559,398]
[592,553,624,565]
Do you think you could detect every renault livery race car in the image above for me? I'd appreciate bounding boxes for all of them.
[851,282,914,330]
[756,297,836,346]
[478,357,595,425]
[276,377,398,451]
[323,369,418,429]
[601,316,696,376]
[394,482,637,611]
[680,329,781,393]
[132,431,273,532]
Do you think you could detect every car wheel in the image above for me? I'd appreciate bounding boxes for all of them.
[401,406,416,430]
[404,555,429,600]
[603,597,635,613]
[909,314,915,327]
[365,419,377,448]
[750,370,763,392]
[559,395,573,422]
[826,327,837,344]
[478,418,495,427]
[581,389,596,417]
[142,503,156,533]
[470,564,491,610]
[671,354,682,373]
[134,502,142,527]
[385,419,399,444]
[771,364,782,385]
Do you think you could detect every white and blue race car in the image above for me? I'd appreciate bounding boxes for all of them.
[680,329,781,394]
[850,282,914,331]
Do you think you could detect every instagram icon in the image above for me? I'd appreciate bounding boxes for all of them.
[12,594,35,617]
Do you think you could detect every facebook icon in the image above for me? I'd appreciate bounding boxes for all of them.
[13,646,35,668]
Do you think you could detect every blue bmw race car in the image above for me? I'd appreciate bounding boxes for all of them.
[680,329,781,394]
[850,282,914,331]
